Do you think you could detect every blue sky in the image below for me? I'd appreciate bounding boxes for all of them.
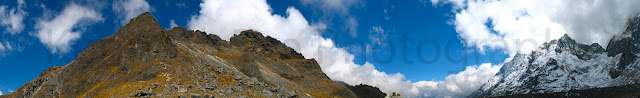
[1,0,636,97]
[2,0,509,95]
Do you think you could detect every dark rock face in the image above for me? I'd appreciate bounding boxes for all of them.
[347,84,387,98]
[541,34,606,61]
[606,15,640,79]
[470,14,640,97]
[1,12,357,98]
[230,30,305,60]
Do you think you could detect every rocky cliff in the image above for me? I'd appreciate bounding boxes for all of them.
[0,12,362,98]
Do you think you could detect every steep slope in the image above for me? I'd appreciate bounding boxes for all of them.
[470,14,640,97]
[346,84,387,98]
[0,12,357,98]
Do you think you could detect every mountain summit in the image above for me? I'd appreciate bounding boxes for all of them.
[0,12,366,98]
[470,14,640,97]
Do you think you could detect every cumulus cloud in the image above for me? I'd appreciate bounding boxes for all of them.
[188,0,502,97]
[36,3,103,54]
[113,0,151,24]
[431,0,640,55]
[0,90,3,95]
[412,63,502,97]
[0,0,27,34]
[170,19,178,28]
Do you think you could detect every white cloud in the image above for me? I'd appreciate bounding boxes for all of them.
[412,63,502,97]
[170,19,178,28]
[430,0,466,9]
[367,26,387,54]
[188,0,502,97]
[431,0,640,55]
[0,41,16,56]
[300,0,361,15]
[371,26,385,36]
[0,42,4,49]
[113,0,151,24]
[299,0,363,38]
[0,0,27,34]
[429,0,441,6]
[176,3,186,8]
[384,9,390,21]
[346,16,358,37]
[0,90,3,95]
[36,3,103,54]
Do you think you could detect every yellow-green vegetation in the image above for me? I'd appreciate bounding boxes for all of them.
[107,66,119,74]
[93,73,168,97]
[284,58,309,62]
[78,80,107,98]
[216,53,246,58]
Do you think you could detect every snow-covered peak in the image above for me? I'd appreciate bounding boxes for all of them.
[470,14,640,97]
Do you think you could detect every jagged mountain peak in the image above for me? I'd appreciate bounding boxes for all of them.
[125,12,161,29]
[551,34,604,52]
[558,34,576,43]
[537,34,605,61]
[114,12,163,38]
[230,30,305,60]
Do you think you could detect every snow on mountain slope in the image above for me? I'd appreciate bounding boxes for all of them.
[470,15,640,97]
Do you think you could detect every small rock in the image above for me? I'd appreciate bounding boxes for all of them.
[179,87,188,93]
[287,91,297,97]
[132,89,152,97]
[205,85,217,90]
[262,90,273,96]
[219,93,226,97]
[215,67,223,73]
[171,84,179,90]
[249,77,258,82]
[210,73,218,79]
[234,75,243,80]
[279,88,288,93]
[151,83,159,89]
[190,93,202,98]
[246,82,254,87]
[227,88,234,93]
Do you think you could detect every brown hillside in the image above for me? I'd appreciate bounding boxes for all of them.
[0,12,357,98]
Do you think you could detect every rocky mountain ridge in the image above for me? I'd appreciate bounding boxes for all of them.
[470,14,640,97]
[0,12,378,98]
